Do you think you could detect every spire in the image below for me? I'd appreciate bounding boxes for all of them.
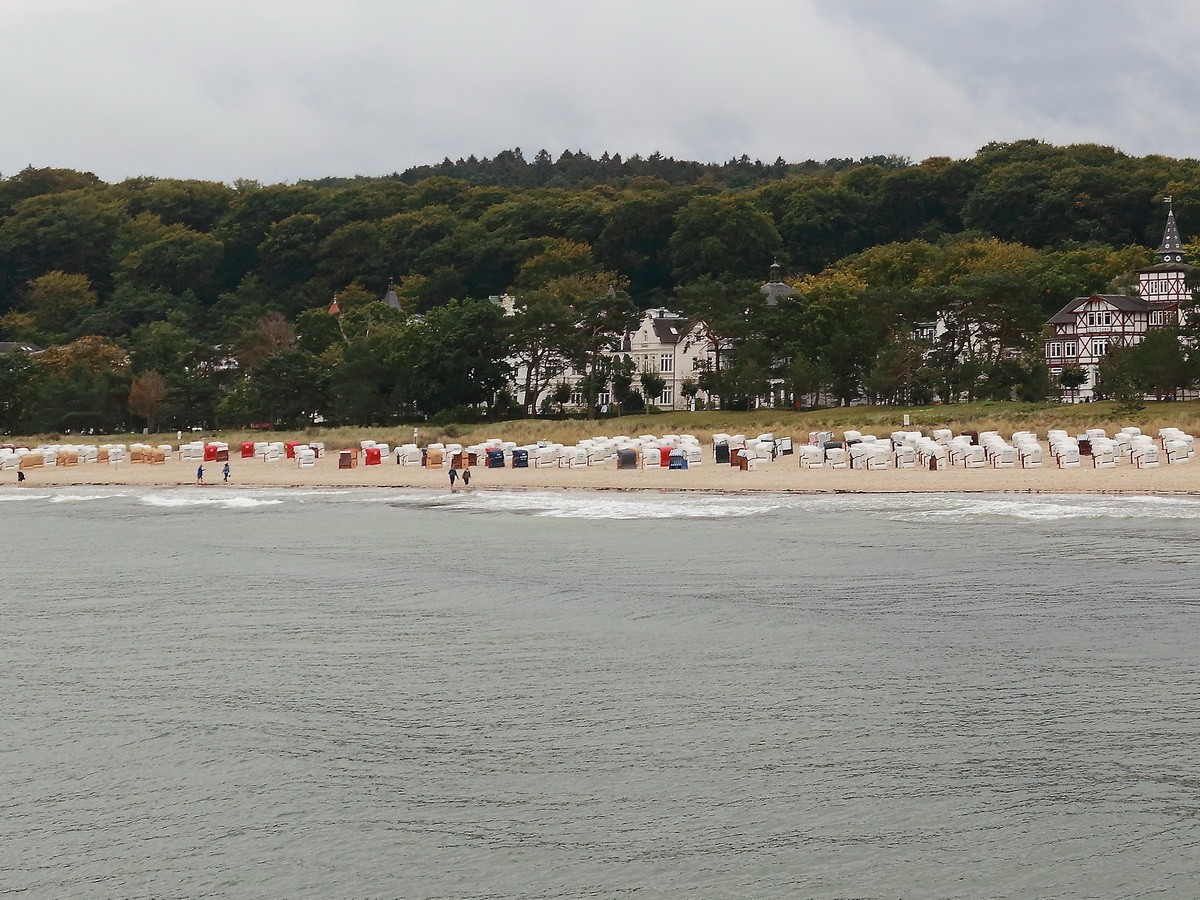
[328,294,340,316]
[381,277,403,310]
[1159,197,1185,265]
[768,261,782,283]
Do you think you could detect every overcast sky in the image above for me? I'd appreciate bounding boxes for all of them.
[2,0,1198,184]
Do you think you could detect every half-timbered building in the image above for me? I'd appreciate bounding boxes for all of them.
[1044,204,1194,400]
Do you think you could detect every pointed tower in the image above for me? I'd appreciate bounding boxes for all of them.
[1159,200,1184,264]
[1137,199,1194,313]
[381,278,403,310]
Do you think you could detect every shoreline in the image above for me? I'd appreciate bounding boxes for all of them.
[4,450,1199,497]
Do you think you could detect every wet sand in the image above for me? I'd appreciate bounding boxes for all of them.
[6,448,1199,494]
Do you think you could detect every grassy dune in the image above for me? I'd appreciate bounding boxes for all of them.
[10,400,1200,449]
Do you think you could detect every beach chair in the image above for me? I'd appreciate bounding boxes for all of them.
[1056,448,1081,468]
[1134,445,1160,468]
[989,447,1015,468]
[798,445,824,468]
[1165,439,1192,464]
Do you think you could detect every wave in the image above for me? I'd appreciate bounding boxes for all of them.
[139,493,285,510]
[884,493,1200,523]
[405,489,786,520]
[47,491,128,503]
[7,485,1200,523]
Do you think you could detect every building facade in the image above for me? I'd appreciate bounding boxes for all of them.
[1044,204,1194,400]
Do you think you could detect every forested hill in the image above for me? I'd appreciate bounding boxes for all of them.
[1,138,1199,433]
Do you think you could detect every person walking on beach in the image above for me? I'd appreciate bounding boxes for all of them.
[17,470,25,485]
[461,467,471,489]
[449,465,458,491]
[222,462,230,483]
[196,465,204,484]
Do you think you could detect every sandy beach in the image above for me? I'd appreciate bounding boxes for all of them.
[5,447,1199,494]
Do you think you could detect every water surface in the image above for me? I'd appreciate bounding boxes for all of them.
[3,488,1199,898]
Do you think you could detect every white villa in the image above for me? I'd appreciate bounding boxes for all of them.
[1044,204,1194,400]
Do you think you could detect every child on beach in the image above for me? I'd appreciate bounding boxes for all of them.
[449,466,458,490]
[223,463,230,483]
[461,467,471,488]
[196,465,204,484]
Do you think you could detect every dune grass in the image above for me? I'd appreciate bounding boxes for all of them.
[9,400,1200,449]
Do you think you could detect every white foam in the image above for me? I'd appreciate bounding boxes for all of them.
[425,490,784,520]
[140,493,284,510]
[48,492,127,504]
[885,494,1200,523]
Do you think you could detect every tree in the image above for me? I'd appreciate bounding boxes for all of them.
[680,377,700,410]
[673,276,762,385]
[1095,348,1146,413]
[1130,327,1192,400]
[639,369,666,407]
[390,298,511,418]
[667,194,783,282]
[863,328,928,405]
[27,335,131,433]
[256,349,327,427]
[0,351,35,432]
[128,369,169,431]
[558,276,640,418]
[118,223,224,298]
[1058,364,1089,402]
[233,311,296,370]
[0,188,129,299]
[0,271,98,345]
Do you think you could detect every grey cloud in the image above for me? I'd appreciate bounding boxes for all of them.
[1,0,1196,183]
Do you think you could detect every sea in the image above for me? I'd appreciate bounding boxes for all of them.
[3,486,1200,900]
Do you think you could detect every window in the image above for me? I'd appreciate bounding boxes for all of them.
[659,389,673,406]
[1063,342,1077,357]
[1150,310,1165,326]
[692,357,710,371]
[1086,311,1113,327]
[660,354,673,373]
[1048,342,1062,359]
[569,392,583,406]
[1092,339,1109,356]
[597,391,610,407]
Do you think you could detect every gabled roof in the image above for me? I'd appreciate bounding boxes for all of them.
[1137,260,1197,273]
[649,317,688,344]
[1047,293,1148,325]
[0,340,42,354]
